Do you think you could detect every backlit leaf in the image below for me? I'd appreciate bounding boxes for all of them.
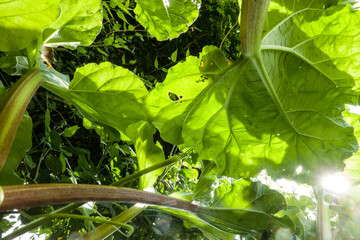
[0,0,60,51]
[147,3,360,182]
[134,0,201,41]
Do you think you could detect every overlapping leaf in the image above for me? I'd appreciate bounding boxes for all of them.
[126,121,165,189]
[146,4,360,181]
[134,0,201,41]
[0,0,60,51]
[42,62,148,140]
[43,0,102,48]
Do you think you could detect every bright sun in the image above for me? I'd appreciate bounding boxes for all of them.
[321,173,350,194]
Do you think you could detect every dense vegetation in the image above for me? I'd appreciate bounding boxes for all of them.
[1,0,360,239]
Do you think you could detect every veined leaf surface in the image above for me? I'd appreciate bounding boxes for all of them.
[42,62,148,139]
[146,4,360,181]
[44,0,102,48]
[134,0,200,41]
[0,0,60,51]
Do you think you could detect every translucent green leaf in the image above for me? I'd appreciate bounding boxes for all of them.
[196,207,295,236]
[42,62,148,140]
[125,121,165,189]
[155,207,235,240]
[264,0,348,33]
[344,107,360,182]
[210,179,287,214]
[147,4,360,182]
[146,56,212,145]
[134,0,201,41]
[43,0,103,48]
[0,0,60,51]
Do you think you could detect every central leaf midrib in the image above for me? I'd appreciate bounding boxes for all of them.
[250,54,320,158]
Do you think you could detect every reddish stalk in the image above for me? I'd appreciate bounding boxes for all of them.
[0,184,200,213]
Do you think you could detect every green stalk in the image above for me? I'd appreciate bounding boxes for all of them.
[21,212,134,237]
[240,0,271,57]
[0,69,44,171]
[112,156,181,186]
[316,189,332,240]
[0,184,200,212]
[78,204,147,240]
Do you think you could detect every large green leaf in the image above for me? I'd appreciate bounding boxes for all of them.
[134,0,201,41]
[146,3,360,181]
[43,0,102,48]
[210,179,287,214]
[0,0,60,51]
[42,62,148,140]
[264,0,342,33]
[155,207,235,240]
[125,121,165,189]
[195,207,295,236]
[344,107,360,181]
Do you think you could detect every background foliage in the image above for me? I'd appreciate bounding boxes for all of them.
[2,0,360,239]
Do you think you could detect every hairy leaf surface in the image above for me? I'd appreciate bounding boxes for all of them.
[134,0,200,41]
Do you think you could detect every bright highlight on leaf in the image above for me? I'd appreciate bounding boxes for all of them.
[321,173,350,194]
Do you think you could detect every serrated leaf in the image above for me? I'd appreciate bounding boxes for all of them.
[134,0,201,41]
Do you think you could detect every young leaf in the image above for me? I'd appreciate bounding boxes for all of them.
[63,125,80,138]
[125,121,165,189]
[134,0,201,41]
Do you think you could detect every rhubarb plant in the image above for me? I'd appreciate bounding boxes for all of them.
[1,0,360,239]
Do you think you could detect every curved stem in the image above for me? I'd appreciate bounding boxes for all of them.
[0,68,44,171]
[78,204,147,240]
[0,184,200,213]
[112,156,181,187]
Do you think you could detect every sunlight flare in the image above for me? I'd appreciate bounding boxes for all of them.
[321,173,350,194]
